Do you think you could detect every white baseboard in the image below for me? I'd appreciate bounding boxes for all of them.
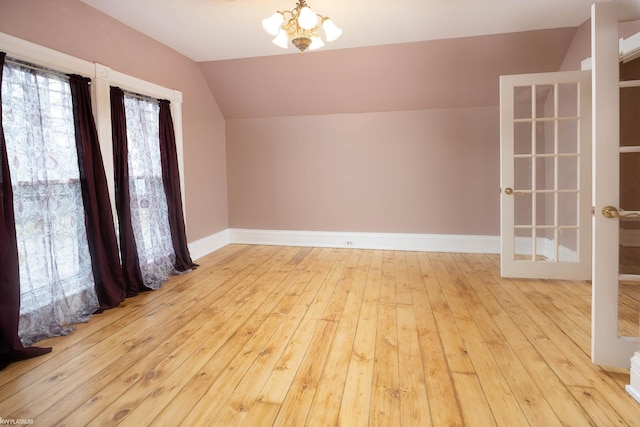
[188,229,231,261]
[227,228,500,254]
[627,352,640,404]
[188,229,500,260]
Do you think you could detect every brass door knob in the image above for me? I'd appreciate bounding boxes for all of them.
[601,206,640,220]
[602,206,620,218]
[504,187,514,195]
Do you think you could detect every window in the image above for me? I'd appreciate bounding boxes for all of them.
[123,92,176,288]
[1,60,98,344]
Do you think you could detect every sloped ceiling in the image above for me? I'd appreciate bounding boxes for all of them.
[198,28,578,118]
[79,0,640,119]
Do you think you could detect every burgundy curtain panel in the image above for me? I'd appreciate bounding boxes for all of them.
[110,86,147,296]
[0,52,51,370]
[158,100,197,271]
[68,75,127,310]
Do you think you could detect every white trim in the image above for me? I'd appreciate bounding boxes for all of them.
[188,229,501,261]
[92,64,118,226]
[627,352,640,404]
[621,32,640,63]
[580,31,640,70]
[227,229,500,253]
[188,229,231,261]
[106,68,178,101]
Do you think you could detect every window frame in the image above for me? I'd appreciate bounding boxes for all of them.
[0,31,186,229]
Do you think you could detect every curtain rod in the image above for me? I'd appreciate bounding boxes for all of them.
[4,58,165,105]
[124,90,161,104]
[122,89,162,104]
[4,57,73,81]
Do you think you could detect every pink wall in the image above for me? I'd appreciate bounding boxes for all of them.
[222,30,576,237]
[227,107,499,235]
[0,0,228,241]
[560,19,591,71]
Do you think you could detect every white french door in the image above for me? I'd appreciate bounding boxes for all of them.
[499,2,640,371]
[591,1,639,368]
[500,71,592,280]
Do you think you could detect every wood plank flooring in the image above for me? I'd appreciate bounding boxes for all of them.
[1,244,639,426]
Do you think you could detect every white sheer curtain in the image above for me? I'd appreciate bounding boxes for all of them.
[1,61,98,345]
[124,93,176,289]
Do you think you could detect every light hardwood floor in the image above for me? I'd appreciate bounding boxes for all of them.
[1,244,639,426]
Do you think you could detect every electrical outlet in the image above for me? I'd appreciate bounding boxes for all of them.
[345,240,354,247]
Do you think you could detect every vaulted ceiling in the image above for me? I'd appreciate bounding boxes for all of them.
[79,0,640,118]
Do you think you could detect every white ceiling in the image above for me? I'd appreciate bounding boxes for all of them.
[80,0,640,62]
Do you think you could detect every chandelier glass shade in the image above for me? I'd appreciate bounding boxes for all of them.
[262,0,342,53]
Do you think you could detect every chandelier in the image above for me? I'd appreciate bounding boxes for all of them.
[262,0,342,53]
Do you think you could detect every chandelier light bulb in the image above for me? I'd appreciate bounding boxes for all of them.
[308,36,325,51]
[262,12,284,36]
[272,29,289,49]
[297,6,318,30]
[322,19,342,42]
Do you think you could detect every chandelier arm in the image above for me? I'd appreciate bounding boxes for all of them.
[291,5,302,19]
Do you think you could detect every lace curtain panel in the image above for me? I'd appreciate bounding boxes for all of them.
[1,62,99,346]
[123,94,176,289]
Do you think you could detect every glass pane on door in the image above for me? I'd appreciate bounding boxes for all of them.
[514,86,532,119]
[620,86,640,147]
[558,119,579,153]
[536,85,554,118]
[620,225,640,275]
[617,81,640,339]
[558,192,578,226]
[514,122,532,155]
[514,157,532,190]
[535,192,555,226]
[558,156,578,190]
[514,193,532,226]
[511,82,581,265]
[536,227,556,261]
[535,121,555,154]
[558,228,578,262]
[514,228,532,261]
[618,280,640,338]
[536,157,555,190]
[558,83,578,117]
